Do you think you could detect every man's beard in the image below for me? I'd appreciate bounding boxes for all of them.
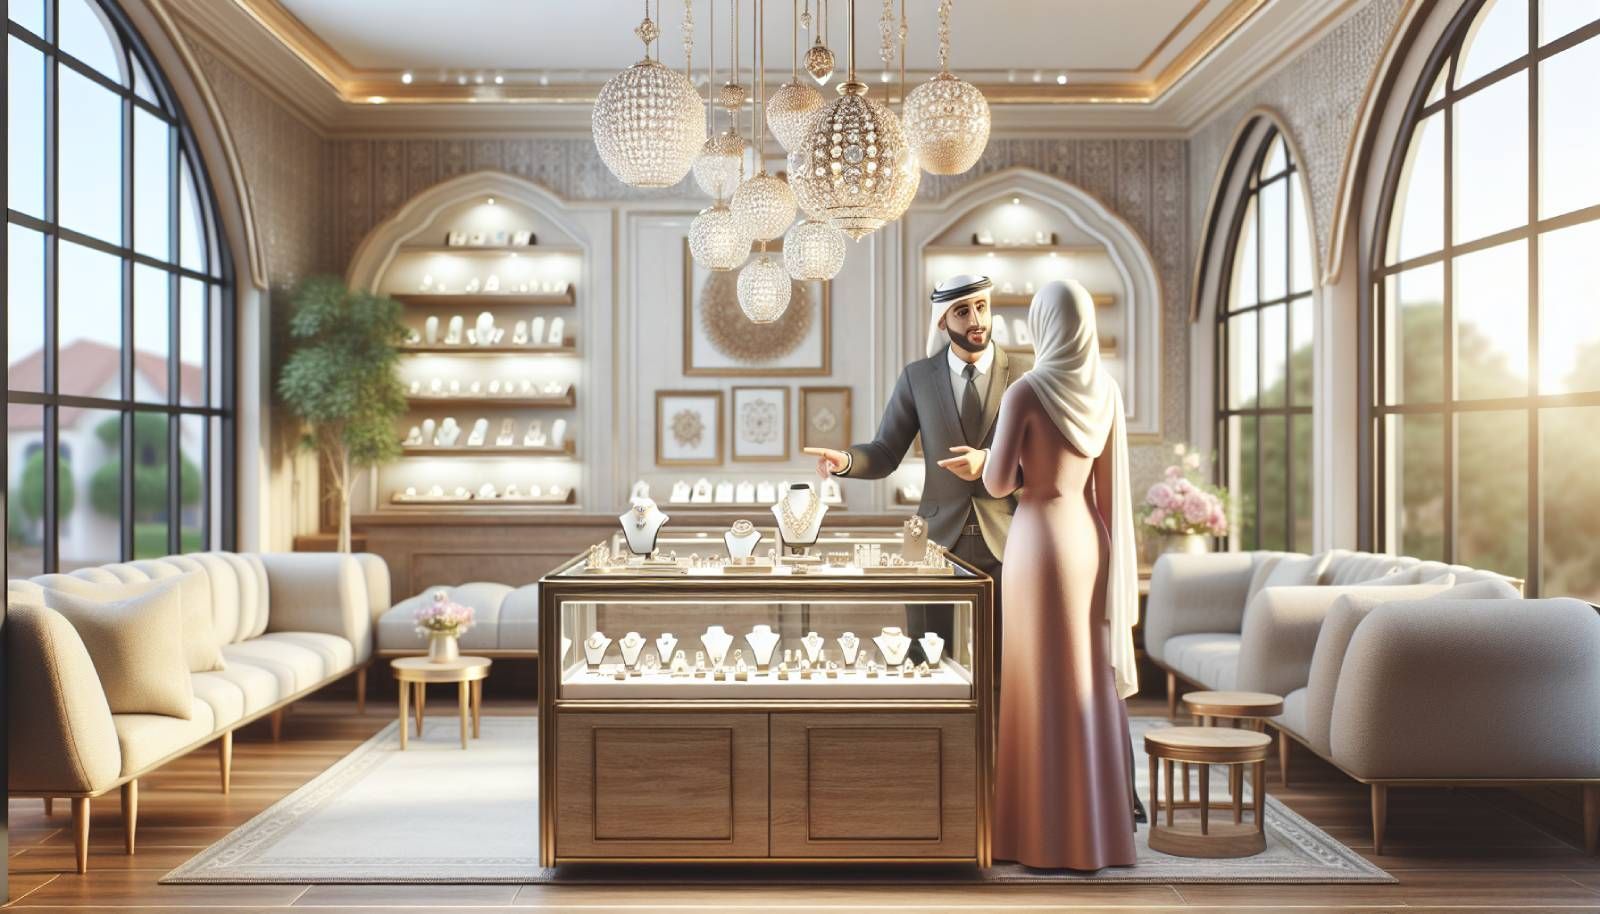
[947,323,989,354]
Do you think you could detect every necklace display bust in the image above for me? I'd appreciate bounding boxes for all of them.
[799,630,825,664]
[873,627,913,667]
[582,631,612,668]
[618,631,647,668]
[618,497,668,555]
[744,624,781,668]
[724,519,763,559]
[918,632,946,666]
[836,631,862,665]
[655,633,678,667]
[700,625,734,668]
[771,482,827,547]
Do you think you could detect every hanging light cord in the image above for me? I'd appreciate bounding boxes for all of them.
[708,0,716,130]
[845,0,856,82]
[684,0,694,80]
[791,0,799,79]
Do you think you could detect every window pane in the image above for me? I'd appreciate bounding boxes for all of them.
[132,411,168,558]
[1457,0,1529,87]
[180,414,205,552]
[132,55,157,104]
[58,241,124,399]
[178,156,209,274]
[7,404,47,578]
[134,264,169,403]
[1456,410,1528,579]
[8,224,46,391]
[1290,296,1315,407]
[1426,65,1448,104]
[1385,263,1445,404]
[1227,312,1257,409]
[1290,175,1314,294]
[1538,35,1600,219]
[1260,135,1287,178]
[1388,112,1444,264]
[1260,303,1287,408]
[1541,0,1600,44]
[1291,413,1314,552]
[1230,199,1257,310]
[1454,72,1530,244]
[1538,219,1600,394]
[61,408,120,570]
[1259,178,1288,303]
[58,0,127,85]
[1541,405,1600,600]
[8,37,46,219]
[1258,414,1288,551]
[58,66,125,245]
[1388,413,1445,561]
[1454,238,1529,400]
[134,108,172,261]
[8,0,44,34]
[180,278,206,406]
[1229,415,1258,550]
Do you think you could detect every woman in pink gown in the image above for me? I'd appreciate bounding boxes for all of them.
[981,279,1140,870]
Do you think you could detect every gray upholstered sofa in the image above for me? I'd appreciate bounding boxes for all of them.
[377,582,541,657]
[7,551,389,872]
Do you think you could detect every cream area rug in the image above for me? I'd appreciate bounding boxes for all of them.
[163,716,1391,884]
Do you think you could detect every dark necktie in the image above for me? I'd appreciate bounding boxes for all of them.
[960,363,983,444]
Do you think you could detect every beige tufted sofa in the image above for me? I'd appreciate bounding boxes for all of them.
[6,551,389,872]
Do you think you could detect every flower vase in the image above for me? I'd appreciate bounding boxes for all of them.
[427,630,460,663]
[1163,533,1209,555]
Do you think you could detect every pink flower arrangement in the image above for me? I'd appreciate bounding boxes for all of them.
[1139,443,1230,538]
[414,591,474,636]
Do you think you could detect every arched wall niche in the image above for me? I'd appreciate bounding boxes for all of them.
[900,167,1164,440]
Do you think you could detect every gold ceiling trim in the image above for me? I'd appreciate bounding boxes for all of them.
[233,0,1268,107]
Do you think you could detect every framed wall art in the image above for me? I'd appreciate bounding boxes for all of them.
[682,239,832,376]
[798,386,852,452]
[730,386,789,462]
[655,390,724,466]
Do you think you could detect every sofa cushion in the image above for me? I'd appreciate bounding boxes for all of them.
[1323,551,1411,586]
[33,571,225,673]
[496,585,541,650]
[4,603,123,795]
[1350,566,1455,587]
[1163,632,1240,691]
[222,640,327,696]
[112,699,216,777]
[254,632,356,676]
[38,581,194,718]
[1243,552,1300,608]
[1278,687,1309,740]
[189,672,246,729]
[198,663,280,716]
[1436,578,1522,600]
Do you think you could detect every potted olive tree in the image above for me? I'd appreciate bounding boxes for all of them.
[277,276,408,553]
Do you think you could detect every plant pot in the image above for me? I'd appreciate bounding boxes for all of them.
[427,631,460,663]
[1162,533,1210,555]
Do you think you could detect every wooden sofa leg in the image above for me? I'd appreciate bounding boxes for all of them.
[1166,670,1178,720]
[121,780,138,855]
[43,797,53,816]
[1583,784,1599,854]
[1371,783,1388,855]
[269,709,284,741]
[1277,727,1291,787]
[356,665,368,715]
[71,797,90,874]
[219,730,233,794]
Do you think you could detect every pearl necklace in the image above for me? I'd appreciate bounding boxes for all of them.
[779,487,822,541]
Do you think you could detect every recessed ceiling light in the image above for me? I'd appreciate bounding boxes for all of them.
[1032,70,1042,84]
[494,74,505,85]
[367,96,387,104]
[538,72,549,86]
[1056,72,1068,85]
[1006,69,1016,83]
[457,74,468,85]
[880,70,890,83]
[475,74,485,84]
[486,197,496,205]
[400,71,413,85]
[1011,196,1020,205]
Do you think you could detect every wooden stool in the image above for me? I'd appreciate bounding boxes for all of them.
[1182,690,1284,811]
[1145,726,1271,858]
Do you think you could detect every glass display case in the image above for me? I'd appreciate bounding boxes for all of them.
[538,526,994,866]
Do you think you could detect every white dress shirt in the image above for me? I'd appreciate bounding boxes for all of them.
[947,342,995,410]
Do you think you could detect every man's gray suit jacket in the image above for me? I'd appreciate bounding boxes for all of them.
[839,344,1033,559]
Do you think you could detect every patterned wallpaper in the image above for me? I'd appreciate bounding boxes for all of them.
[1188,0,1408,273]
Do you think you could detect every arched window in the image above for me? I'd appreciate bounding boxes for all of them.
[1373,0,1600,599]
[7,0,233,575]
[1215,128,1317,552]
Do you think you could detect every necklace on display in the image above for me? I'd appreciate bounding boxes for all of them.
[631,502,652,528]
[779,487,822,541]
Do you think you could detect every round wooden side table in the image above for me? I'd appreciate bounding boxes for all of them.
[1145,726,1271,858]
[391,656,492,750]
[1182,690,1284,816]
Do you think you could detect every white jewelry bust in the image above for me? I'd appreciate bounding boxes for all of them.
[918,632,945,666]
[630,480,652,500]
[582,631,612,668]
[655,633,677,667]
[755,481,778,503]
[836,631,862,665]
[690,478,714,503]
[734,481,757,503]
[668,480,692,503]
[771,482,828,547]
[724,519,762,558]
[713,481,735,503]
[744,624,780,668]
[799,631,825,664]
[874,627,913,667]
[529,316,546,346]
[700,625,733,668]
[618,631,647,668]
[618,497,668,556]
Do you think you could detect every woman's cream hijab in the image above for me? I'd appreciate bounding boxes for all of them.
[1021,280,1140,699]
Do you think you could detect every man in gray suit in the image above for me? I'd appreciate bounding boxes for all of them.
[805,274,1027,657]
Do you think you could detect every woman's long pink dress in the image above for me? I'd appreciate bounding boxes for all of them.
[984,380,1137,870]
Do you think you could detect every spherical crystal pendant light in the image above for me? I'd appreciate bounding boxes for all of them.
[783,218,846,280]
[593,11,705,188]
[731,171,797,242]
[737,250,792,323]
[693,129,750,199]
[767,81,824,152]
[689,203,750,271]
[902,1,990,175]
[790,81,920,239]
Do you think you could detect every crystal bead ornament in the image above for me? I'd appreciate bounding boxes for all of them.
[693,129,750,199]
[766,80,825,151]
[737,250,792,322]
[731,171,797,242]
[805,40,836,84]
[902,0,989,175]
[784,218,846,280]
[790,80,920,239]
[689,203,750,271]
